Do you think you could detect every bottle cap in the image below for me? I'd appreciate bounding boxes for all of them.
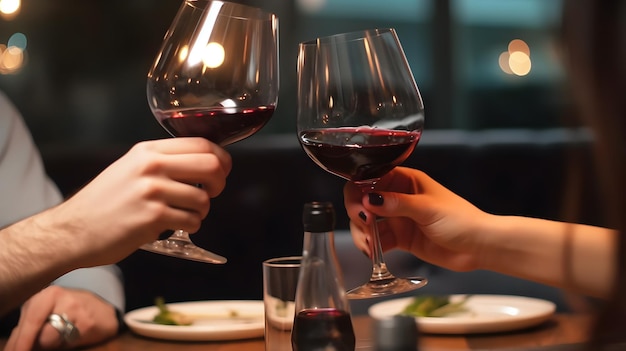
[373,315,419,351]
[302,202,336,232]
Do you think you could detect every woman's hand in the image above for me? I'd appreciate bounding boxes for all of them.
[343,167,491,272]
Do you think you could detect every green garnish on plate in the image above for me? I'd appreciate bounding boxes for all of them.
[152,297,194,326]
[400,295,470,317]
[150,297,261,326]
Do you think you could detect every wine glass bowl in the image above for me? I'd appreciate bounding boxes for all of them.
[141,0,279,263]
[148,0,279,147]
[298,128,421,187]
[297,28,427,298]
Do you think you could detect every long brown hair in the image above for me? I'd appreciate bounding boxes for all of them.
[562,0,626,347]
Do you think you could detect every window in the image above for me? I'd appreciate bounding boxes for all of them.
[451,0,565,129]
[0,0,568,148]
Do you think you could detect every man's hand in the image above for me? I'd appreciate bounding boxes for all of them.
[5,286,119,350]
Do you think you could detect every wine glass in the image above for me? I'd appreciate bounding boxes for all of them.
[141,0,279,264]
[297,28,427,298]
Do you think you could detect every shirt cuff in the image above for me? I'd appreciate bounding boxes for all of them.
[52,265,125,311]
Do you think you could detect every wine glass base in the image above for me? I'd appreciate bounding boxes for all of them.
[140,239,227,264]
[346,276,427,300]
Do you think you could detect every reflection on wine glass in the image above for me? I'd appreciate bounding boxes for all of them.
[297,28,427,298]
[141,0,279,264]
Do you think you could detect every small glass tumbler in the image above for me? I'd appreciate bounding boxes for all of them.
[263,256,301,351]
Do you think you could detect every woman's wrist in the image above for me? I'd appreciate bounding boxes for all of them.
[471,213,505,272]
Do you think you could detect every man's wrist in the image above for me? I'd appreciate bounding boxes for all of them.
[115,307,127,334]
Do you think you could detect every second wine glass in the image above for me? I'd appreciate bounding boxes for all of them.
[297,28,427,298]
[141,0,279,264]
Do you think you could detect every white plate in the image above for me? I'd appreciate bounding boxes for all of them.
[124,300,265,341]
[368,294,556,334]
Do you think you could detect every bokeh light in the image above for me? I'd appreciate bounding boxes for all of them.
[0,0,20,19]
[0,32,28,74]
[498,52,513,75]
[508,39,530,56]
[8,32,26,50]
[178,45,189,63]
[0,45,24,74]
[509,51,531,76]
[500,38,532,77]
[202,42,225,68]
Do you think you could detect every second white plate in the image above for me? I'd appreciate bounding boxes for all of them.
[368,294,556,334]
[124,300,265,341]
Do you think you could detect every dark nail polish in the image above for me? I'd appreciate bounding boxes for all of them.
[358,211,367,222]
[369,193,384,206]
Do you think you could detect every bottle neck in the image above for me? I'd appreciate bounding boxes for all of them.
[296,229,351,313]
[302,230,335,260]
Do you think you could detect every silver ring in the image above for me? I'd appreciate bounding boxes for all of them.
[47,313,80,343]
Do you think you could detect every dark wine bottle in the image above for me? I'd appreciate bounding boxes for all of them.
[291,202,355,351]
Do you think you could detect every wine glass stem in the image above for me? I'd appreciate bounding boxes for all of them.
[369,217,396,281]
[170,229,193,243]
[356,181,396,282]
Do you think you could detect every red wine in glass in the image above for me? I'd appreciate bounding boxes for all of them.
[291,308,355,351]
[299,127,421,184]
[157,106,275,146]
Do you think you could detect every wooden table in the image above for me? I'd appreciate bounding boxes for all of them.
[0,314,592,350]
